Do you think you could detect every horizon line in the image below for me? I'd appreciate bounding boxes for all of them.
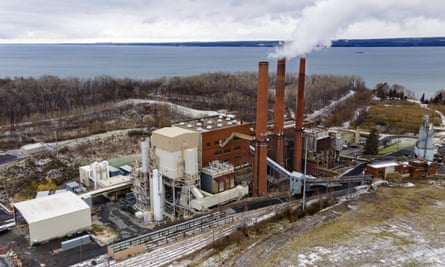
[0,36,444,46]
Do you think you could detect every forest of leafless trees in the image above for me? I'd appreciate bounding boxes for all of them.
[0,72,373,151]
[0,72,368,126]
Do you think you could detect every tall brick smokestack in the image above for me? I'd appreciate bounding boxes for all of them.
[273,58,286,166]
[294,57,306,172]
[253,61,269,196]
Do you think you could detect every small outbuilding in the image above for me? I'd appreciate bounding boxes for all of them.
[13,191,91,245]
[365,161,399,179]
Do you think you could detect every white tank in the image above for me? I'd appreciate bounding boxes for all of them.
[184,148,198,176]
[152,169,164,222]
[140,139,150,174]
[99,161,110,180]
[91,162,98,189]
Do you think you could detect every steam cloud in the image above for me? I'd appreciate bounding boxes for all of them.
[270,0,445,59]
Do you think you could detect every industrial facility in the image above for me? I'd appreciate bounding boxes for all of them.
[1,47,443,267]
[7,58,374,250]
[124,58,373,223]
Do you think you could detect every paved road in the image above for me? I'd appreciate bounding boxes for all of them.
[0,154,16,165]
[342,162,367,177]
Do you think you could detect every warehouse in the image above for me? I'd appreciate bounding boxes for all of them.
[13,191,92,245]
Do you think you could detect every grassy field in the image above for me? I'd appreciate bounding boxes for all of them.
[428,104,445,116]
[357,100,441,133]
[263,179,445,266]
[378,138,417,155]
[107,154,140,167]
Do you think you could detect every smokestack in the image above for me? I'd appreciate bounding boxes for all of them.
[255,61,269,142]
[274,58,285,135]
[253,61,269,196]
[273,58,286,166]
[294,57,306,172]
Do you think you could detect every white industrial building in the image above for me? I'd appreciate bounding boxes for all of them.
[79,161,110,189]
[13,191,92,245]
[151,127,200,179]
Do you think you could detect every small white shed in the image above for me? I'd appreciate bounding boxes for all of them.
[13,191,91,245]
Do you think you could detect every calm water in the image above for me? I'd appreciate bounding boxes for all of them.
[0,44,444,98]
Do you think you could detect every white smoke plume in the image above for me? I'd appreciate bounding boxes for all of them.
[270,0,445,59]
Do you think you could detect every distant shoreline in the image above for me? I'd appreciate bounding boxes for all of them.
[4,37,444,47]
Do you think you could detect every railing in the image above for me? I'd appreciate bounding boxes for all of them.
[108,211,229,255]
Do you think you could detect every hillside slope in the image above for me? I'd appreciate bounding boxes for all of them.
[196,180,445,267]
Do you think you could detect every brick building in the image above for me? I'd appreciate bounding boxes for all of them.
[366,160,437,179]
[173,115,254,169]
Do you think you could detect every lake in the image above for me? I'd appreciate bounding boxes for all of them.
[0,44,444,98]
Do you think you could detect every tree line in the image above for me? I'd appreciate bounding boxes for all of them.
[420,90,445,104]
[0,73,369,127]
[374,82,415,100]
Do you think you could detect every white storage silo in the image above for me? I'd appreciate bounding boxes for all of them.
[140,138,150,175]
[152,169,164,221]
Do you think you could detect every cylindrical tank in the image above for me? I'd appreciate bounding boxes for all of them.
[140,138,150,175]
[100,161,110,179]
[152,169,164,222]
[184,148,198,176]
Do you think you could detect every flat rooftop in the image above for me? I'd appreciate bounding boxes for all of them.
[13,191,90,224]
[173,114,250,132]
[368,161,400,169]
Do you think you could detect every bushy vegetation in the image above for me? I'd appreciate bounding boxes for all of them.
[0,153,80,200]
[324,89,374,127]
[285,74,367,116]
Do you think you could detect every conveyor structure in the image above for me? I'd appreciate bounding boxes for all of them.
[250,146,372,194]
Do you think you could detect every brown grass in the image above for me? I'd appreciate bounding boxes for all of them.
[262,180,445,266]
[357,100,441,133]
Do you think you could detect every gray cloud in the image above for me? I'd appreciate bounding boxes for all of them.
[0,0,444,43]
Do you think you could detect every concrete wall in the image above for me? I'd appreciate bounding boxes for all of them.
[108,244,145,261]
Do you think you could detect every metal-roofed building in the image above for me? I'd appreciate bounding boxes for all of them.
[13,191,91,245]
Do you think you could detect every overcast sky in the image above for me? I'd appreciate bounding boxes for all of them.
[1,0,444,44]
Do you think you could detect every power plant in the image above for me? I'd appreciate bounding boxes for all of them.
[9,58,375,262]
[8,55,439,267]
[127,57,363,221]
